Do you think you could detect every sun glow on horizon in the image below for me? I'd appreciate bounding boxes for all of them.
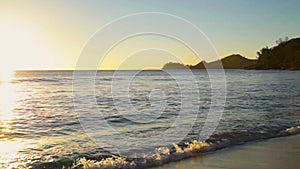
[0,20,55,73]
[0,68,14,82]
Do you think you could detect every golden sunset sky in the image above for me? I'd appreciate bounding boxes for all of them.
[1,0,300,71]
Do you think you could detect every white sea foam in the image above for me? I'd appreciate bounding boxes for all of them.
[74,140,211,169]
[286,126,300,135]
[75,155,133,169]
[183,140,210,152]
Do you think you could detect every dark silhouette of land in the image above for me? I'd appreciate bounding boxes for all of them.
[162,62,187,69]
[189,54,257,69]
[163,37,300,70]
[255,38,300,70]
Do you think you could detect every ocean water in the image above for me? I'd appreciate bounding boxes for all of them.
[0,70,299,169]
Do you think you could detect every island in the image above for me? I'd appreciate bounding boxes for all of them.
[162,62,188,69]
[163,37,300,70]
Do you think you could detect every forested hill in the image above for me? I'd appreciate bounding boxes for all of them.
[255,38,300,70]
[189,54,257,69]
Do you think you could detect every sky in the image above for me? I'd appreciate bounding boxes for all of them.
[0,0,300,70]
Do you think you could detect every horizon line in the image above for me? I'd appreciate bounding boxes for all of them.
[13,54,259,71]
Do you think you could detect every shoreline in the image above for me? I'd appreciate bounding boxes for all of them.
[154,134,300,169]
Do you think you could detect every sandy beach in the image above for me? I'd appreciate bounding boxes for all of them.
[155,134,300,169]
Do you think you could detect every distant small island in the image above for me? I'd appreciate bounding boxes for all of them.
[162,62,188,69]
[163,37,300,70]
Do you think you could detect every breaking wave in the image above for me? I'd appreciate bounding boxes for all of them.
[29,125,300,169]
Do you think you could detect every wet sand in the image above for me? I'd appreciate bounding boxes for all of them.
[155,134,300,169]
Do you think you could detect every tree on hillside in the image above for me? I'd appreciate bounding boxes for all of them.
[276,36,289,45]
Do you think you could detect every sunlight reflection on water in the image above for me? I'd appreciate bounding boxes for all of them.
[0,70,299,168]
[0,75,27,168]
[0,140,24,165]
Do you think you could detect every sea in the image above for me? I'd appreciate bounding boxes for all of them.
[0,70,299,169]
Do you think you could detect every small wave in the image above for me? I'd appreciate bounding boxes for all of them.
[29,140,228,169]
[71,140,209,169]
[12,78,62,83]
[70,140,234,169]
[28,125,300,169]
